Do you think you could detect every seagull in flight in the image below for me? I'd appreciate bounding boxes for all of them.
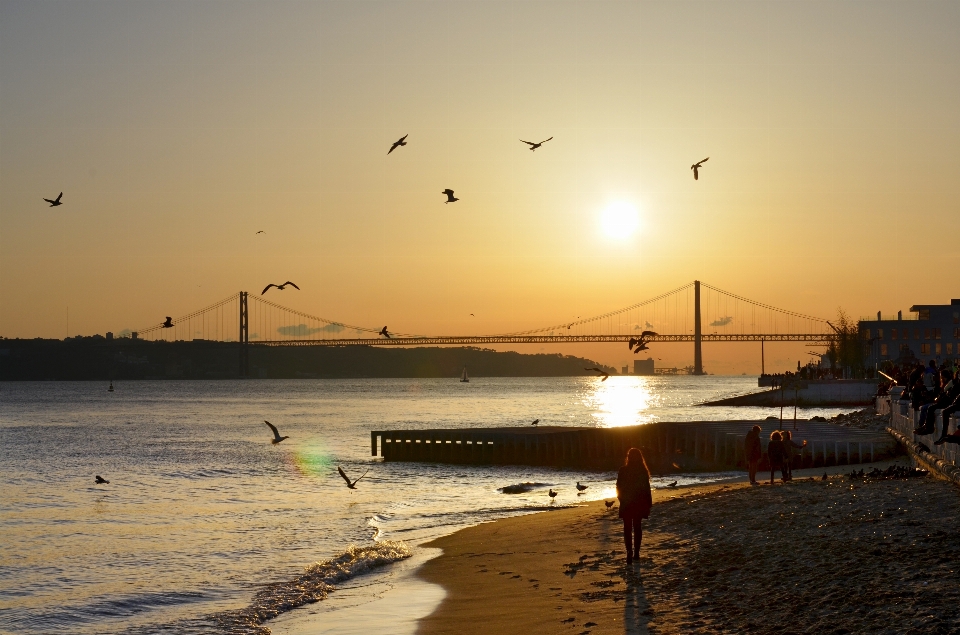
[442,189,459,203]
[690,157,709,180]
[43,192,63,207]
[628,337,650,353]
[256,230,264,234]
[264,420,289,444]
[261,281,300,295]
[338,466,369,489]
[95,475,109,484]
[379,326,391,338]
[520,137,553,151]
[161,317,174,329]
[388,134,408,154]
[531,418,539,426]
[585,367,609,381]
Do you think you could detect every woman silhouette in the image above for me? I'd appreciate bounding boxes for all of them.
[616,447,653,565]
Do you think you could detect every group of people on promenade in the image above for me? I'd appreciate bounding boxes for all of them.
[898,360,960,444]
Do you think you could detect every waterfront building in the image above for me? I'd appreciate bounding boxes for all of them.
[859,299,960,368]
[634,357,655,376]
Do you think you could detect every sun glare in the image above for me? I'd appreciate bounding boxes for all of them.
[600,201,640,240]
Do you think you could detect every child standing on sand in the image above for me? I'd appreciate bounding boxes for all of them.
[767,431,787,484]
[616,447,652,565]
[782,430,806,481]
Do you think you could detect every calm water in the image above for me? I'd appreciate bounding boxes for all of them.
[0,377,853,634]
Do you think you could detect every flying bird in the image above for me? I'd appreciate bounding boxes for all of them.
[256,230,264,234]
[95,475,109,484]
[264,420,289,444]
[604,500,616,509]
[43,192,63,207]
[520,137,553,151]
[531,419,539,426]
[379,326,391,338]
[548,489,558,500]
[442,189,459,203]
[161,317,174,329]
[585,367,609,381]
[388,134,408,154]
[338,466,369,489]
[261,281,300,295]
[690,157,709,180]
[576,481,588,492]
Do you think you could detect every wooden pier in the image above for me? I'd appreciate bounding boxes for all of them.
[370,421,900,473]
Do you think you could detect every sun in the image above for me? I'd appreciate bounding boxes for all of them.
[600,201,640,240]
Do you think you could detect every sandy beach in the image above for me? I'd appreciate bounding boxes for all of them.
[417,463,960,635]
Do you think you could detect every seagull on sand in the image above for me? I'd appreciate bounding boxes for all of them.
[667,481,678,487]
[585,367,609,381]
[388,134,408,154]
[261,281,300,295]
[576,481,588,492]
[379,326,391,339]
[442,189,459,203]
[531,419,539,426]
[604,500,615,509]
[338,466,369,489]
[264,420,289,444]
[95,475,109,484]
[548,489,558,500]
[161,317,174,329]
[43,192,63,207]
[822,472,828,481]
[690,157,709,180]
[520,137,553,151]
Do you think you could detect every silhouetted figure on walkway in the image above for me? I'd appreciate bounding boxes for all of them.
[43,192,63,207]
[442,189,459,203]
[745,425,762,485]
[617,447,652,565]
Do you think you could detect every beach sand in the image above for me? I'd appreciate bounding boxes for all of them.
[417,462,960,635]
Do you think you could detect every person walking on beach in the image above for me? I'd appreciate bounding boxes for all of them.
[745,425,762,485]
[616,447,653,565]
[767,431,787,484]
[782,430,806,481]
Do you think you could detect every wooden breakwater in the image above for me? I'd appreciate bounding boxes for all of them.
[370,421,900,473]
[703,379,879,407]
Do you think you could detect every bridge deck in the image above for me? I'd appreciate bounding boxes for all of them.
[370,421,897,472]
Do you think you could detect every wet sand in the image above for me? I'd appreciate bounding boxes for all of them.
[417,463,960,635]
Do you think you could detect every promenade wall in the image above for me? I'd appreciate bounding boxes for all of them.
[883,387,960,470]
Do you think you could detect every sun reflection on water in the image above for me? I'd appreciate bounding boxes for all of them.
[582,376,661,427]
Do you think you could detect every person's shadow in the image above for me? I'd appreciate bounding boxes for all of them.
[622,566,651,634]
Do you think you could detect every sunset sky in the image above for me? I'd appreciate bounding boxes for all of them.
[1,1,957,373]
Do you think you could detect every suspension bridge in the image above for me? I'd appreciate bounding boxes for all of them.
[133,280,833,376]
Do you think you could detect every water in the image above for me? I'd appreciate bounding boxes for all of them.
[0,377,854,634]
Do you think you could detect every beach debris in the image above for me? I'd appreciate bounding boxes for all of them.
[94,475,109,484]
[337,466,369,489]
[498,482,547,494]
[815,408,889,431]
[264,420,289,444]
[576,481,588,492]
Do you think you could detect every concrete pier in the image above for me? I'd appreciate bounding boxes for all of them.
[370,421,898,473]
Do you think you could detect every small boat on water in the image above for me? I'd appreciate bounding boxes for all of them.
[460,366,469,383]
[107,380,114,392]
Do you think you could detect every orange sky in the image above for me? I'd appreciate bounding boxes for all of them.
[1,1,957,373]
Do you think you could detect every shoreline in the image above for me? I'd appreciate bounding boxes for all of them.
[414,459,960,634]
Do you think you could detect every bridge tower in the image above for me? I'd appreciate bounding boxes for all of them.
[693,280,704,375]
[239,291,249,378]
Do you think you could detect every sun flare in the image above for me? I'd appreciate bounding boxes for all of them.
[599,201,640,240]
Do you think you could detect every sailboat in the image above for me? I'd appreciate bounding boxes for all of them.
[460,366,469,383]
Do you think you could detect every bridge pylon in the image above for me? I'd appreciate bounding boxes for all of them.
[693,280,704,375]
[239,291,249,378]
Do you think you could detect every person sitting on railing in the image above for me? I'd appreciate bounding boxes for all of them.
[916,370,954,436]
[930,372,960,444]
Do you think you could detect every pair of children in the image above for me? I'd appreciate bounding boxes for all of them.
[767,430,806,484]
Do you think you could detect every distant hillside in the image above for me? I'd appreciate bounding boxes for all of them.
[0,338,615,380]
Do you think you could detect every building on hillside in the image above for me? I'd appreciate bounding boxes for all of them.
[859,298,960,369]
[634,358,655,376]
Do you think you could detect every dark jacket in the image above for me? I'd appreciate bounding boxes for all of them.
[617,463,652,521]
[745,430,762,462]
[767,439,786,466]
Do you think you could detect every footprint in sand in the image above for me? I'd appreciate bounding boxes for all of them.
[561,617,575,623]
[584,622,597,627]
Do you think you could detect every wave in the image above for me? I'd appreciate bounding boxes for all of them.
[213,541,411,634]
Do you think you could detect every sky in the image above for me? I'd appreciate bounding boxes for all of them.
[1,0,958,373]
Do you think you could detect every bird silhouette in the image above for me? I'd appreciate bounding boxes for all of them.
[822,472,828,481]
[691,157,709,180]
[261,281,300,295]
[585,367,609,381]
[442,189,459,203]
[264,420,289,444]
[604,500,615,509]
[667,481,678,487]
[388,134,408,154]
[338,466,369,489]
[576,481,588,492]
[256,230,264,234]
[43,192,63,207]
[95,475,109,484]
[379,326,391,338]
[628,337,650,353]
[161,317,174,329]
[531,418,539,426]
[520,137,553,151]
[548,489,558,500]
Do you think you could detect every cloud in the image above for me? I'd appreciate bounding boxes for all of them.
[645,321,654,328]
[634,321,655,330]
[117,329,133,338]
[277,323,345,337]
[710,316,733,327]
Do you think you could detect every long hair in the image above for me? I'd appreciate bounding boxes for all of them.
[625,447,650,477]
